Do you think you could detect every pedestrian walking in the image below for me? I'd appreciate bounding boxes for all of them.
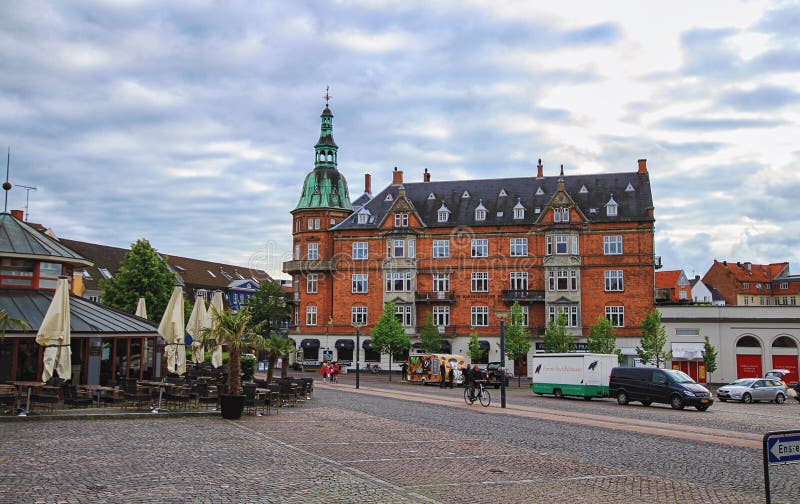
[332,361,340,383]
[448,367,454,388]
[400,362,408,381]
[439,360,447,388]
[320,362,329,383]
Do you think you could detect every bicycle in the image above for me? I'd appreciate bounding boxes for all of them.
[365,363,382,374]
[464,380,491,407]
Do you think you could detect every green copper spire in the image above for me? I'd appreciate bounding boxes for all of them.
[295,99,353,211]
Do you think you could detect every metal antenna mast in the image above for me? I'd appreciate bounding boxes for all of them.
[16,184,37,221]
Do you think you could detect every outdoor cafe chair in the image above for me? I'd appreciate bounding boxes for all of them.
[166,386,192,410]
[63,384,93,409]
[243,384,266,416]
[194,382,218,410]
[123,378,151,410]
[31,386,61,413]
[0,385,17,415]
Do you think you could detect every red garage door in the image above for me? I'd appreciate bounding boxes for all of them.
[771,355,798,384]
[736,354,762,379]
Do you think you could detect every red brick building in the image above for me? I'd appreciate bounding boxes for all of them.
[283,103,657,370]
[702,260,800,306]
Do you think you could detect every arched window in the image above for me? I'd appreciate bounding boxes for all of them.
[772,336,798,348]
[736,335,761,348]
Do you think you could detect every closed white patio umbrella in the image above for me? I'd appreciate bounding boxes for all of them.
[158,286,186,375]
[135,297,148,319]
[207,291,224,368]
[186,295,207,364]
[36,277,72,382]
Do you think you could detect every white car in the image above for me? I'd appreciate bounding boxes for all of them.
[716,378,787,404]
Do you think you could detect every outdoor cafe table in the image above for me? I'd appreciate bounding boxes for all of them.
[138,380,186,412]
[81,385,116,406]
[10,381,46,416]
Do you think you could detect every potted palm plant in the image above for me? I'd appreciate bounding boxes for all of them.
[257,334,299,384]
[203,306,262,419]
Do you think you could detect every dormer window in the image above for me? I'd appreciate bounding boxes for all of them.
[499,189,507,197]
[513,200,525,219]
[474,201,487,221]
[579,185,588,194]
[553,207,569,222]
[625,182,635,192]
[462,190,470,199]
[427,192,436,200]
[385,193,393,202]
[535,187,544,196]
[394,212,409,227]
[437,203,450,223]
[98,268,113,279]
[606,196,618,217]
[207,270,217,278]
[357,208,371,224]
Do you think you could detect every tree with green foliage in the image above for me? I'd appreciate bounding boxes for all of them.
[100,239,176,322]
[467,331,485,363]
[543,309,574,353]
[0,309,29,341]
[255,334,298,383]
[246,280,291,334]
[418,312,442,353]
[636,308,671,367]
[587,315,621,357]
[702,336,718,375]
[201,307,263,398]
[504,302,531,381]
[371,302,409,381]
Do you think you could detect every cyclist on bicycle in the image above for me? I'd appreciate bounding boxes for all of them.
[464,364,476,401]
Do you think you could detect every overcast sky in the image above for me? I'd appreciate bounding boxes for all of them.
[1,1,798,280]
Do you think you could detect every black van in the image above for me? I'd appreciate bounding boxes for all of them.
[609,367,714,411]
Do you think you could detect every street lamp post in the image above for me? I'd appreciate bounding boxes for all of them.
[496,310,510,409]
[351,322,364,389]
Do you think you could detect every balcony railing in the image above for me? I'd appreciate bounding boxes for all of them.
[414,291,456,304]
[501,289,545,303]
[414,324,456,337]
[282,259,335,274]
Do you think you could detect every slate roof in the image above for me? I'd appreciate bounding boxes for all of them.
[0,289,158,335]
[0,213,91,266]
[335,171,653,230]
[59,238,271,293]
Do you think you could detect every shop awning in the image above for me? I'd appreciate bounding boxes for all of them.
[478,340,490,350]
[440,340,452,353]
[362,339,372,350]
[335,339,354,350]
[301,338,320,348]
[412,342,422,349]
[672,343,704,360]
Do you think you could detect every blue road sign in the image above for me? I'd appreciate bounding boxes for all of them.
[767,434,800,465]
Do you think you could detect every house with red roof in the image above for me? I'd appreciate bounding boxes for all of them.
[702,260,799,306]
[655,270,691,303]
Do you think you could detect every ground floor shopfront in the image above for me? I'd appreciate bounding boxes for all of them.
[660,305,800,385]
[0,335,162,386]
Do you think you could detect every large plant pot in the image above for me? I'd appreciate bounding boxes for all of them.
[220,395,245,420]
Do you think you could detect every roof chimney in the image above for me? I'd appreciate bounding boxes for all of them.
[364,173,372,194]
[10,209,23,220]
[537,159,543,179]
[392,166,403,185]
[637,159,647,174]
[744,262,752,271]
[423,168,430,182]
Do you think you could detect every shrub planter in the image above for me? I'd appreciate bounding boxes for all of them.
[220,395,245,420]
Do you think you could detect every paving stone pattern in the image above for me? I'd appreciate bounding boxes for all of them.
[0,386,792,503]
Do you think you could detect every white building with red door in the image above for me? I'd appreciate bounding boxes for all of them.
[659,306,800,385]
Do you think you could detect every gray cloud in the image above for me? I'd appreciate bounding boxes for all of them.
[657,117,783,130]
[719,86,800,110]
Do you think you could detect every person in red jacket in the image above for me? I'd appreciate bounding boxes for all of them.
[320,362,330,383]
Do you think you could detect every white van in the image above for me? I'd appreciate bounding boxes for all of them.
[530,353,618,399]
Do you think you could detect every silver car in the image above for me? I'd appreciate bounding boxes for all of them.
[716,378,787,404]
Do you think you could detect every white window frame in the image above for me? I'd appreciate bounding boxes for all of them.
[433,240,450,258]
[605,306,624,327]
[394,212,409,227]
[352,274,368,293]
[432,273,450,293]
[352,242,369,260]
[357,213,368,224]
[549,305,579,327]
[475,208,486,221]
[395,304,413,327]
[471,272,488,292]
[780,282,789,290]
[603,235,623,255]
[604,270,624,292]
[306,306,318,326]
[307,243,319,260]
[471,306,489,327]
[306,274,318,294]
[513,207,524,219]
[433,306,450,328]
[471,239,488,257]
[385,271,413,292]
[351,306,368,325]
[510,271,528,291]
[607,203,618,217]
[437,210,448,222]
[510,238,528,257]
